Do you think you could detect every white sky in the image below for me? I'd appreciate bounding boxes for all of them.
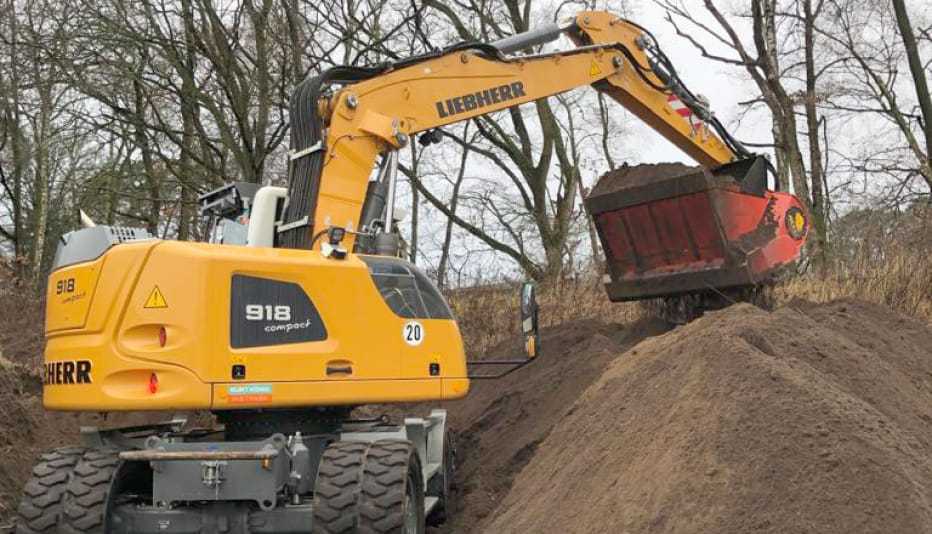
[397,1,767,277]
[613,0,757,165]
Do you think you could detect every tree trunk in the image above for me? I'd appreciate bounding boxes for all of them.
[178,0,199,240]
[30,84,53,287]
[438,127,471,290]
[281,0,305,83]
[803,0,827,264]
[132,67,161,235]
[891,0,932,179]
[8,0,24,269]
[580,185,603,269]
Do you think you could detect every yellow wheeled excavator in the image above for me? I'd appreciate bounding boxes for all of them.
[18,10,807,534]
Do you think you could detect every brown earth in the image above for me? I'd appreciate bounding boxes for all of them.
[0,358,177,524]
[589,162,698,197]
[479,299,932,533]
[435,317,671,533]
[0,360,79,522]
[0,273,178,526]
[2,292,931,533]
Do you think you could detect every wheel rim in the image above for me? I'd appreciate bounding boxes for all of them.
[404,481,418,534]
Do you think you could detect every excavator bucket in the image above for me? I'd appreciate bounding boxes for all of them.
[585,156,808,302]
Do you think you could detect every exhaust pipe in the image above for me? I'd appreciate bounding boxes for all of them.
[79,210,96,228]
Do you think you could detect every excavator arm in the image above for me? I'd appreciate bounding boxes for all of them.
[278,10,807,312]
[278,11,742,252]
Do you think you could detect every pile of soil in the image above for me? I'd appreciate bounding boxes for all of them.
[0,273,75,523]
[0,274,169,525]
[437,317,670,532]
[477,299,932,533]
[2,283,930,533]
[0,356,80,523]
[589,162,698,197]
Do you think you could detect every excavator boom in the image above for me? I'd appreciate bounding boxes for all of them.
[277,10,807,306]
[278,11,740,252]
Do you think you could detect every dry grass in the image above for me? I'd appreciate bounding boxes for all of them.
[776,244,931,324]
[449,230,931,356]
[777,207,931,324]
[446,275,642,357]
[0,262,44,368]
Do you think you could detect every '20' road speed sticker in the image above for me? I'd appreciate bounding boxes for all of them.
[403,321,424,346]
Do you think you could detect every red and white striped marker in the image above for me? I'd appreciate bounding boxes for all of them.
[667,94,704,130]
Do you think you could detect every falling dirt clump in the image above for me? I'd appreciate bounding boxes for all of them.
[482,299,932,533]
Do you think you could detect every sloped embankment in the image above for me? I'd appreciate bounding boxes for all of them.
[480,299,932,533]
[438,317,671,532]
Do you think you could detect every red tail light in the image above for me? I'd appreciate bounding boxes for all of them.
[158,326,167,348]
[148,373,159,394]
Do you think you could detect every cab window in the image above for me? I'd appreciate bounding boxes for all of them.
[360,256,453,320]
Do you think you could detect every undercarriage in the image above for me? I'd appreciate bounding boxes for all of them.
[15,410,452,534]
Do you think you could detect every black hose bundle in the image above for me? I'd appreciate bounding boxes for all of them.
[279,65,390,250]
[279,42,501,250]
[618,19,752,160]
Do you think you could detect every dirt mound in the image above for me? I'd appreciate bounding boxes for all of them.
[437,317,671,532]
[0,359,79,523]
[0,273,68,524]
[0,362,195,525]
[481,299,932,533]
[0,274,174,526]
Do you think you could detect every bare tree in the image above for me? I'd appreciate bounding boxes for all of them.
[659,0,833,261]
[412,0,612,279]
[801,0,829,258]
[818,0,931,203]
[891,0,932,185]
[0,0,96,283]
[436,124,476,289]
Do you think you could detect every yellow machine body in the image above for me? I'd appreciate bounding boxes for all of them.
[44,240,469,411]
[41,10,786,415]
[18,12,814,534]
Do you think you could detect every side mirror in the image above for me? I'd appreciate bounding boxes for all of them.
[465,281,541,379]
[520,282,540,359]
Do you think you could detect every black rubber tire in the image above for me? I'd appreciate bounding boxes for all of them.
[15,447,87,533]
[60,449,121,534]
[426,432,455,526]
[312,441,370,534]
[358,440,425,534]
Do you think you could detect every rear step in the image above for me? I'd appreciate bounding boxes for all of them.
[586,156,807,302]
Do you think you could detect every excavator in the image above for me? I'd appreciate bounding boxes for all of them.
[17,10,807,534]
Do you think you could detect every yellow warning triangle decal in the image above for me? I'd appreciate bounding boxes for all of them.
[144,286,168,309]
[589,60,602,77]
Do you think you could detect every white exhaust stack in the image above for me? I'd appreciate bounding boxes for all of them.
[79,210,96,228]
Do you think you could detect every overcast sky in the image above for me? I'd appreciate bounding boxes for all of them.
[606,0,756,165]
[399,1,767,277]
